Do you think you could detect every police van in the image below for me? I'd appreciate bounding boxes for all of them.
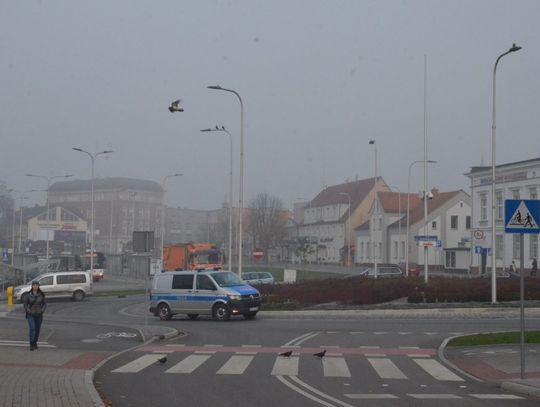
[149,270,261,321]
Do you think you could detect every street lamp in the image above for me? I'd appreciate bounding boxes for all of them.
[72,148,113,271]
[208,85,244,276]
[491,43,522,304]
[369,139,378,278]
[161,173,182,270]
[201,126,233,271]
[25,174,72,261]
[338,192,351,267]
[406,160,436,277]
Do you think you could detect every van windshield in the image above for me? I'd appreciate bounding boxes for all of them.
[210,272,243,287]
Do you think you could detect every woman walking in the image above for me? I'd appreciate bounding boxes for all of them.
[24,281,46,351]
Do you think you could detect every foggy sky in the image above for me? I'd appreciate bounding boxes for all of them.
[2,1,539,210]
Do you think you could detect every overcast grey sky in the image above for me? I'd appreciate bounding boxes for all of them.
[2,1,539,210]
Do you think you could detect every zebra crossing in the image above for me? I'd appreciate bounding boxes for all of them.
[111,345,463,382]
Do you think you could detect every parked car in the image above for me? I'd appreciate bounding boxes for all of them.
[397,262,422,277]
[480,270,520,279]
[358,266,404,278]
[241,272,274,285]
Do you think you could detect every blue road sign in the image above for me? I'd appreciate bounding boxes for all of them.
[2,248,9,264]
[505,199,540,234]
[414,235,438,241]
[475,246,483,254]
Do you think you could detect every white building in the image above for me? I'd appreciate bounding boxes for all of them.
[291,177,389,264]
[465,157,540,273]
[356,189,471,270]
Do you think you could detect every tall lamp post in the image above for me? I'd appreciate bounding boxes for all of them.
[25,174,72,261]
[201,126,233,271]
[207,85,244,276]
[406,160,436,277]
[369,139,378,278]
[491,43,522,304]
[161,173,182,270]
[72,148,113,271]
[338,192,352,267]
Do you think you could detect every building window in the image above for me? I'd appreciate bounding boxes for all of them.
[393,241,398,258]
[530,188,538,200]
[496,191,504,220]
[431,221,437,230]
[496,235,504,259]
[480,193,487,221]
[445,251,456,268]
[60,209,78,222]
[513,234,520,259]
[530,235,538,260]
[360,242,364,259]
[401,241,405,259]
[378,218,382,231]
[366,242,371,259]
[466,216,471,230]
[450,216,458,229]
[512,189,520,200]
[378,242,381,259]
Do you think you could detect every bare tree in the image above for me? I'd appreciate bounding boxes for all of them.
[247,192,288,263]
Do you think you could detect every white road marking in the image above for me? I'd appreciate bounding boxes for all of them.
[368,358,407,379]
[470,394,524,399]
[413,359,464,381]
[408,394,462,399]
[275,376,336,407]
[217,355,254,375]
[165,354,211,374]
[0,340,55,348]
[322,357,351,377]
[271,356,299,376]
[345,394,398,399]
[112,354,167,373]
[288,376,355,407]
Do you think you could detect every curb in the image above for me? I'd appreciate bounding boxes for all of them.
[438,335,484,382]
[500,380,540,399]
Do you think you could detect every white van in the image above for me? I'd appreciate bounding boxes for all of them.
[149,270,261,321]
[13,271,93,303]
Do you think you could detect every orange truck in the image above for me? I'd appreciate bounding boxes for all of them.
[162,243,225,271]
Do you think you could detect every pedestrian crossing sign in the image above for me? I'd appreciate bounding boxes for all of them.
[505,199,540,234]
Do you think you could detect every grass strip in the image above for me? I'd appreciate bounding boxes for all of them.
[448,331,540,347]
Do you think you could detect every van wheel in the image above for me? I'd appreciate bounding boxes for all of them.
[158,304,172,321]
[212,304,230,321]
[243,312,257,320]
[72,290,85,301]
[187,314,199,320]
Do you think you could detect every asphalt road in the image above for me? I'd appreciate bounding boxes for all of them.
[94,308,540,407]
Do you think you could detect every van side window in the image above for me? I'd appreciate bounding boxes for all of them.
[197,275,216,290]
[172,275,194,290]
[39,276,54,286]
[57,274,86,284]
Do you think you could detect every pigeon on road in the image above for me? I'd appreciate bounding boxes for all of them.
[157,356,167,364]
[279,350,293,357]
[313,350,326,358]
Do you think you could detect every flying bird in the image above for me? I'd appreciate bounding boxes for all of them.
[279,350,293,357]
[313,350,326,358]
[168,99,184,113]
[157,356,167,364]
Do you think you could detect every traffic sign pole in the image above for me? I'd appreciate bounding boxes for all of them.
[520,233,525,380]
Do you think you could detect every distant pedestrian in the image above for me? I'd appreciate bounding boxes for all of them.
[24,281,46,351]
[509,261,517,273]
[532,258,538,277]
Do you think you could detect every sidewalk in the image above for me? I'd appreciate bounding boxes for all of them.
[444,344,540,399]
[0,301,178,407]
